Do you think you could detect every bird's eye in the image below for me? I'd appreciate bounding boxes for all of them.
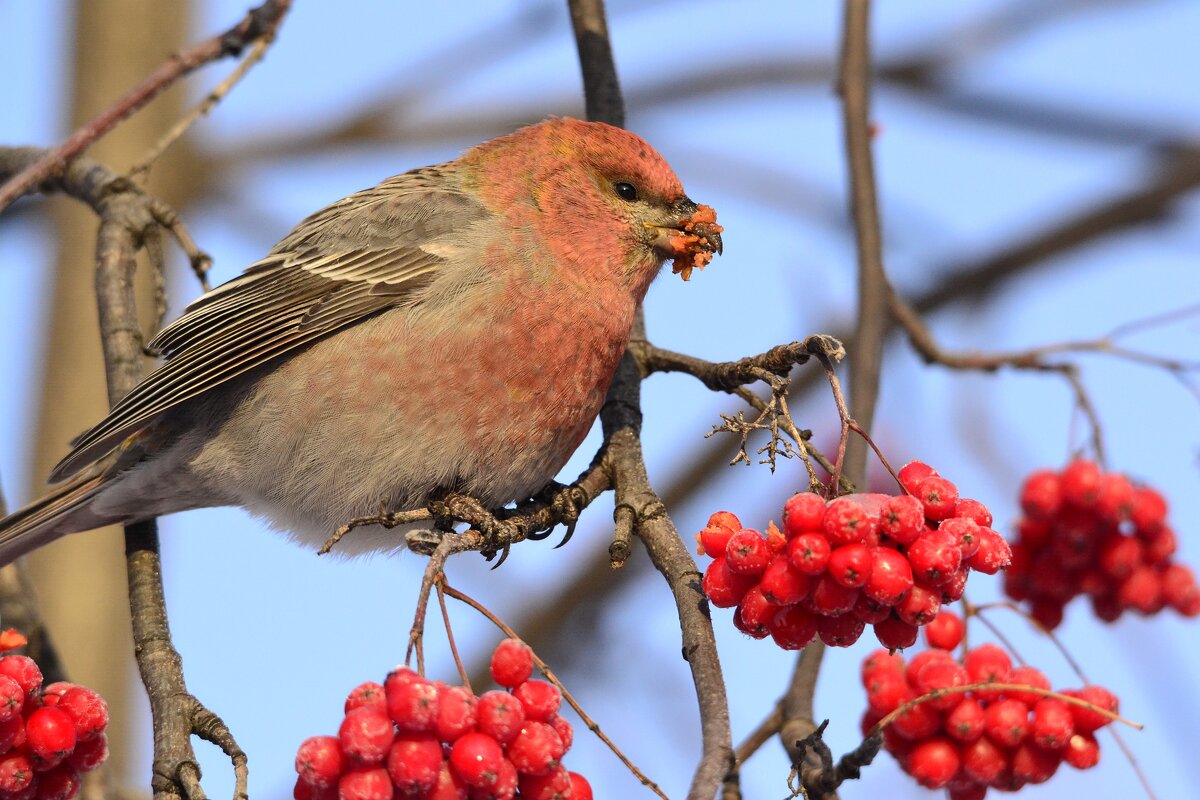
[614,181,639,202]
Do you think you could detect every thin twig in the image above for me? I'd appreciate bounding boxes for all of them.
[436,581,471,692]
[0,0,293,214]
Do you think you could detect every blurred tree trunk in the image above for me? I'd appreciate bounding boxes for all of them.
[23,1,195,795]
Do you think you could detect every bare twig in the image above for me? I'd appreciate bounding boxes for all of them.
[0,0,292,215]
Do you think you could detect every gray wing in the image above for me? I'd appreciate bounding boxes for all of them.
[51,169,489,482]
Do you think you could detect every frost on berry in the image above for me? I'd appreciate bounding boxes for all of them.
[0,675,23,723]
[506,721,564,777]
[386,733,442,795]
[786,533,831,576]
[344,682,386,715]
[337,765,393,800]
[725,529,771,575]
[338,706,395,765]
[701,557,754,608]
[759,556,811,605]
[434,683,478,742]
[513,680,561,722]
[768,606,817,651]
[57,686,108,741]
[0,656,42,698]
[295,735,344,788]
[490,639,535,689]
[477,691,526,745]
[386,674,440,733]
[519,765,572,800]
[782,492,825,537]
[735,587,775,639]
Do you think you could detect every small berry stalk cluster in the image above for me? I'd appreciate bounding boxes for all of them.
[698,462,1012,650]
[0,647,111,800]
[861,612,1118,799]
[294,639,592,800]
[1006,459,1199,629]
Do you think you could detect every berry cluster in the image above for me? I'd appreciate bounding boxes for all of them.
[698,462,1011,650]
[294,639,592,800]
[0,650,110,800]
[860,612,1118,799]
[1005,459,1199,629]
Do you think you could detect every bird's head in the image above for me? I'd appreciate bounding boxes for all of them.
[463,117,723,294]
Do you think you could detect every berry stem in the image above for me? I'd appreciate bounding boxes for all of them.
[435,581,471,694]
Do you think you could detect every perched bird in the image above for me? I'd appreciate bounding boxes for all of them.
[0,117,722,562]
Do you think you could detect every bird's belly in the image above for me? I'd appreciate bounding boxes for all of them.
[190,298,631,551]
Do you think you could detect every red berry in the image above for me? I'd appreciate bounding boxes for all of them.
[961,735,1006,785]
[547,714,573,753]
[1020,470,1061,520]
[337,766,392,800]
[344,682,386,715]
[960,647,1008,686]
[1066,685,1118,734]
[506,722,564,777]
[65,733,106,773]
[477,691,526,746]
[490,639,535,689]
[1098,536,1142,580]
[827,544,873,588]
[450,733,505,788]
[938,567,970,604]
[0,752,34,794]
[786,533,832,576]
[944,698,985,743]
[1064,732,1100,769]
[1029,597,1065,630]
[426,762,469,800]
[872,616,917,651]
[896,584,940,626]
[823,497,879,546]
[953,497,993,527]
[924,610,964,651]
[947,782,987,800]
[295,736,344,788]
[696,511,742,557]
[1163,564,1200,614]
[701,557,755,608]
[1011,740,1061,785]
[758,556,811,605]
[907,530,962,586]
[1095,473,1134,523]
[984,698,1029,748]
[782,493,825,537]
[386,733,442,795]
[1144,526,1177,564]
[25,706,76,769]
[861,648,905,683]
[864,673,909,715]
[294,778,337,800]
[815,613,865,647]
[338,706,394,765]
[735,587,775,638]
[1007,665,1050,706]
[1118,566,1163,614]
[568,772,593,800]
[915,476,959,521]
[1061,459,1101,507]
[890,693,940,740]
[905,649,953,686]
[518,766,571,800]
[1129,486,1167,535]
[0,675,23,722]
[907,737,959,789]
[726,529,771,575]
[0,657,42,698]
[852,593,891,624]
[808,575,859,617]
[898,461,938,495]
[768,606,817,651]
[513,681,560,722]
[34,765,80,800]
[915,659,969,712]
[880,495,924,545]
[435,684,479,743]
[56,687,108,742]
[387,675,440,733]
[939,517,981,558]
[965,528,1011,574]
[1031,698,1075,750]
[864,547,913,606]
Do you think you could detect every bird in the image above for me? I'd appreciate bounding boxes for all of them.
[0,117,722,563]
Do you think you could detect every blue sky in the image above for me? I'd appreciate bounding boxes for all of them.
[1,1,1198,798]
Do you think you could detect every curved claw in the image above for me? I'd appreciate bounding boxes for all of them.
[488,539,512,570]
[553,520,577,549]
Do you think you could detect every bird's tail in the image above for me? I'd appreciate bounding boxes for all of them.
[0,472,120,566]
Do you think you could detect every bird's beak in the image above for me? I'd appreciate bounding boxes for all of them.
[649,197,724,280]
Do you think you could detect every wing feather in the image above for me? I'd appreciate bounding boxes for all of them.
[50,171,487,482]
